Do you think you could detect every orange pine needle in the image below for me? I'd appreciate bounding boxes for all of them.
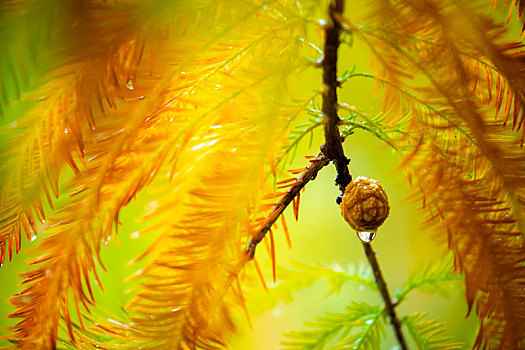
[254,216,267,223]
[277,181,297,189]
[521,123,525,147]
[262,191,288,199]
[74,298,85,330]
[0,248,5,266]
[63,296,76,344]
[494,76,503,119]
[511,91,520,129]
[503,87,513,126]
[399,136,424,169]
[288,167,308,174]
[263,231,271,257]
[8,234,13,261]
[127,236,163,266]
[270,159,277,178]
[507,0,518,23]
[281,214,292,249]
[471,62,480,94]
[110,230,122,249]
[260,203,277,210]
[252,258,268,292]
[484,65,493,103]
[276,177,297,185]
[269,228,276,282]
[292,192,300,221]
[517,110,525,132]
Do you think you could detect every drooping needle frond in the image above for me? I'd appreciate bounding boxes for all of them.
[3,0,323,347]
[2,1,328,348]
[350,1,525,347]
[0,0,147,268]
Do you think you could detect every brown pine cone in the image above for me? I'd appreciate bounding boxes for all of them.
[340,176,390,238]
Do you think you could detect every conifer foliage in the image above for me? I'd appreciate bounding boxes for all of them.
[0,0,524,349]
[280,258,462,349]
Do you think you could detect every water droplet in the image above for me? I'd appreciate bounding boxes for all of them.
[104,241,109,246]
[126,80,134,90]
[357,231,375,243]
[64,128,68,134]
[30,234,37,242]
[366,319,374,325]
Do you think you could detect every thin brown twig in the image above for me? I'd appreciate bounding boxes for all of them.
[247,153,329,257]
[363,242,408,350]
[244,0,347,262]
[321,1,408,349]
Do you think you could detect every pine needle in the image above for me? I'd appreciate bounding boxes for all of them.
[402,313,463,350]
[282,302,383,350]
[395,256,461,303]
[281,214,292,249]
[269,228,276,282]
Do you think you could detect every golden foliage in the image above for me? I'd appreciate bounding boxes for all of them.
[0,0,146,266]
[1,0,321,348]
[1,0,525,349]
[349,0,525,348]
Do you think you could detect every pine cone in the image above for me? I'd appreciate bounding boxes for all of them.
[340,176,390,237]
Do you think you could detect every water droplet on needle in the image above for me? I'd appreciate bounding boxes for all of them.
[357,231,375,243]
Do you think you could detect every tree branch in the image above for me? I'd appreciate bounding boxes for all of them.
[363,242,408,350]
[322,2,408,349]
[247,153,329,257]
[322,0,351,192]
